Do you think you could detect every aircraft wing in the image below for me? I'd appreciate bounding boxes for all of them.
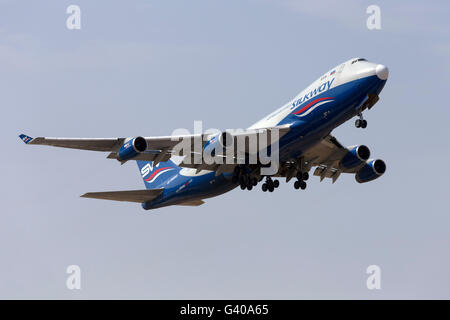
[19,135,126,151]
[19,125,290,170]
[276,135,361,183]
[18,133,198,153]
[18,133,201,163]
[81,188,164,203]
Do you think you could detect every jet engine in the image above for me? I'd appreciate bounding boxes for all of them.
[203,131,233,157]
[340,145,371,169]
[355,159,386,183]
[117,137,147,161]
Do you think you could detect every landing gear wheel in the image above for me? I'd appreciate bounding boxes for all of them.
[355,114,367,129]
[300,181,307,190]
[294,181,300,189]
[273,179,280,188]
[262,183,268,192]
[265,177,275,191]
[240,183,246,190]
[247,185,253,191]
[302,172,309,181]
[252,178,258,186]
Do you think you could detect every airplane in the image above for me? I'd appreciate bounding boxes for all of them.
[19,57,389,210]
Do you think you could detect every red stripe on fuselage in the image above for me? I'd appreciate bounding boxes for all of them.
[293,97,334,115]
[144,167,172,182]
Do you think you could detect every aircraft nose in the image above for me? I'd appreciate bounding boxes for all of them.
[375,64,389,80]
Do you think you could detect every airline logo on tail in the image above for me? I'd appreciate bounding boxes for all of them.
[140,163,175,183]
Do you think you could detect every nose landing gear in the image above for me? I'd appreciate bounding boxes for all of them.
[355,113,367,129]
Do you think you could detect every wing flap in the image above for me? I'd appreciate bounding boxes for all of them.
[107,151,171,163]
[81,188,164,203]
[275,135,362,183]
[302,135,348,166]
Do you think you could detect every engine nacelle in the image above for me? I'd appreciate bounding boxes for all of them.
[355,159,386,183]
[117,137,147,161]
[340,145,371,169]
[203,131,233,157]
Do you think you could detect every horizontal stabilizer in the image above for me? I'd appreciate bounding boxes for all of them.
[81,188,163,203]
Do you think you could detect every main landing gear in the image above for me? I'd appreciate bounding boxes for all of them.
[233,166,259,191]
[355,113,367,129]
[293,171,308,190]
[238,175,258,191]
[261,176,279,192]
[233,166,281,192]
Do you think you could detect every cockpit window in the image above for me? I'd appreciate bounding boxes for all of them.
[351,58,367,64]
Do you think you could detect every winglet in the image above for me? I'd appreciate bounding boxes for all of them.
[19,134,34,144]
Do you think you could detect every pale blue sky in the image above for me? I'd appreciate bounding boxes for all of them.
[1,0,450,298]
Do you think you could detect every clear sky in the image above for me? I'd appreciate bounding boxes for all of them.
[1,0,449,299]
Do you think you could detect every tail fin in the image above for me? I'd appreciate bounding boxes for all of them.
[137,159,180,189]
